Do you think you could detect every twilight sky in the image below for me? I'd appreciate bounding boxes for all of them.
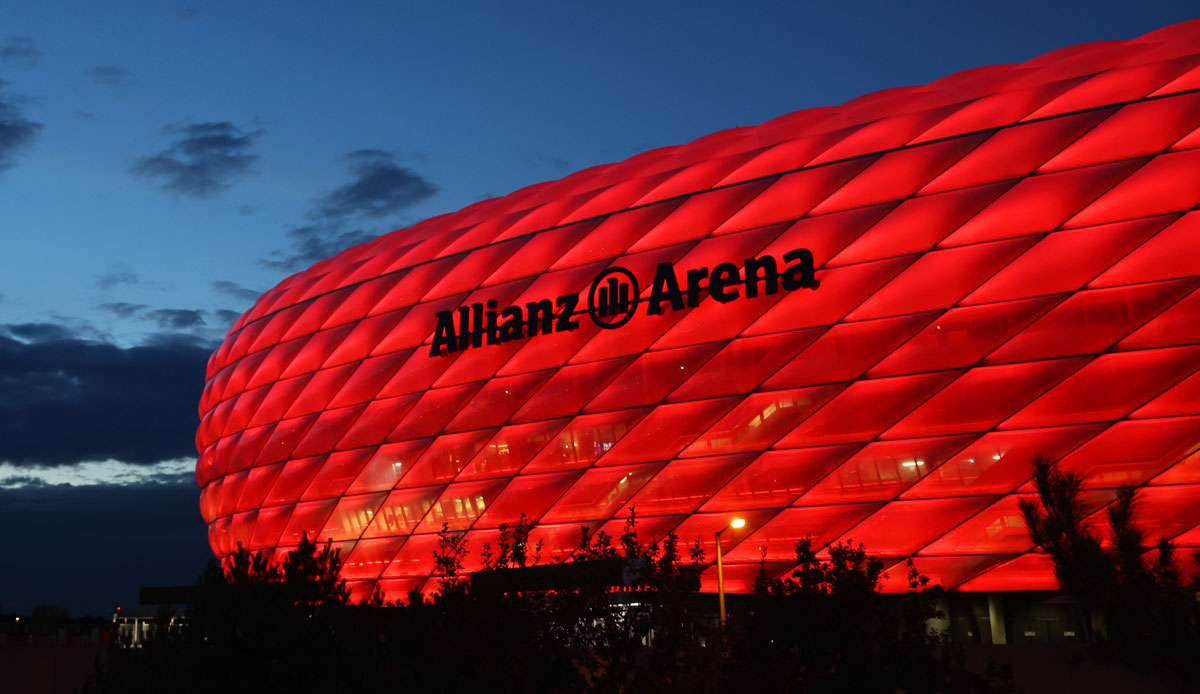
[1,1,1196,616]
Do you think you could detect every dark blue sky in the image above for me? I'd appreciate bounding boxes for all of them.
[1,1,1196,616]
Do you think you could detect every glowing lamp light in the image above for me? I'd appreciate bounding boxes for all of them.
[730,517,747,530]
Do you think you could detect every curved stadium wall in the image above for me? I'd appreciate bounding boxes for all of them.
[197,20,1200,601]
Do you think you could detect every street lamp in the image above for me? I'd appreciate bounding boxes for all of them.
[716,517,746,629]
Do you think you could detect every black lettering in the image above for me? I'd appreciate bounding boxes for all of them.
[782,248,818,290]
[470,303,484,348]
[457,306,472,351]
[485,299,500,345]
[647,262,684,314]
[709,262,740,302]
[555,295,580,332]
[431,310,458,356]
[526,299,555,336]
[499,306,525,342]
[744,255,778,298]
[686,267,709,307]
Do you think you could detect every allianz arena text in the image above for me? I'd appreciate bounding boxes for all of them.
[197,20,1200,602]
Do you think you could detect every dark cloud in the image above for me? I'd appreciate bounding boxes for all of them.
[97,269,139,289]
[130,121,262,198]
[0,83,43,172]
[145,308,206,330]
[212,309,241,327]
[311,149,436,222]
[523,151,573,171]
[0,329,213,466]
[0,481,211,616]
[85,64,134,87]
[211,280,260,304]
[262,225,377,272]
[3,323,76,343]
[97,301,148,318]
[0,36,41,66]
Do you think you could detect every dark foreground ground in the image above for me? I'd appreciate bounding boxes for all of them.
[2,642,1198,693]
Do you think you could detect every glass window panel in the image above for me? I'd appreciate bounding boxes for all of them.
[291,405,367,459]
[670,328,824,401]
[921,108,1113,194]
[618,454,754,516]
[1092,211,1200,287]
[551,199,684,269]
[987,281,1196,363]
[382,534,441,577]
[831,496,997,556]
[320,492,388,541]
[766,313,935,388]
[849,237,1037,321]
[649,284,784,350]
[385,383,485,441]
[663,509,776,562]
[277,498,338,547]
[797,435,975,505]
[321,312,406,369]
[762,203,897,267]
[626,178,774,253]
[702,445,859,511]
[877,555,1012,593]
[680,385,843,457]
[812,135,986,214]
[1068,148,1200,228]
[252,416,315,467]
[523,408,650,473]
[597,397,740,466]
[1041,90,1200,171]
[248,504,293,550]
[540,463,663,524]
[244,335,310,391]
[716,129,851,186]
[368,295,463,356]
[746,256,916,336]
[1134,369,1200,418]
[902,424,1105,498]
[810,104,959,164]
[398,429,499,488]
[1150,449,1200,485]
[221,383,273,436]
[830,182,1010,266]
[345,439,433,494]
[264,455,326,507]
[280,363,357,418]
[510,357,633,423]
[484,218,602,286]
[714,158,877,235]
[920,495,1035,555]
[421,238,526,301]
[215,470,247,519]
[886,359,1086,439]
[342,537,406,581]
[248,374,313,427]
[1056,416,1200,488]
[416,478,510,532]
[775,371,962,447]
[300,448,374,501]
[444,370,554,432]
[235,462,284,513]
[279,325,356,380]
[585,344,724,413]
[362,485,445,538]
[632,150,762,206]
[476,471,581,527]
[328,350,413,409]
[964,216,1174,305]
[1003,346,1200,428]
[492,320,602,376]
[1096,486,1200,547]
[335,394,421,451]
[723,503,881,561]
[938,160,1144,247]
[1120,286,1200,350]
[456,418,570,480]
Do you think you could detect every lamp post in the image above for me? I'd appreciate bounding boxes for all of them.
[716,517,746,629]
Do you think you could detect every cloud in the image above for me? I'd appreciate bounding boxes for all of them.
[261,225,377,272]
[97,301,148,318]
[211,309,240,327]
[3,322,77,343]
[311,149,436,222]
[0,458,195,489]
[85,64,134,87]
[146,308,206,330]
[130,121,263,198]
[0,83,43,172]
[211,280,260,304]
[0,330,213,466]
[96,268,139,289]
[0,36,41,66]
[261,150,435,272]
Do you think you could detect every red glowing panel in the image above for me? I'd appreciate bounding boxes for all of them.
[197,21,1200,598]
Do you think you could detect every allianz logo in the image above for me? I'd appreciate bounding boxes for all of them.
[430,248,818,357]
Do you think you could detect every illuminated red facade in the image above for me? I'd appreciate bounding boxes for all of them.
[197,20,1200,601]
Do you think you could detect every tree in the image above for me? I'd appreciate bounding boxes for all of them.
[1020,455,1200,683]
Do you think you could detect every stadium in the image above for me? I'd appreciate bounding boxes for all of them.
[196,19,1200,610]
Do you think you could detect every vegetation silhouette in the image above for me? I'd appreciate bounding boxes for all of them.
[85,515,1012,692]
[1020,454,1200,684]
